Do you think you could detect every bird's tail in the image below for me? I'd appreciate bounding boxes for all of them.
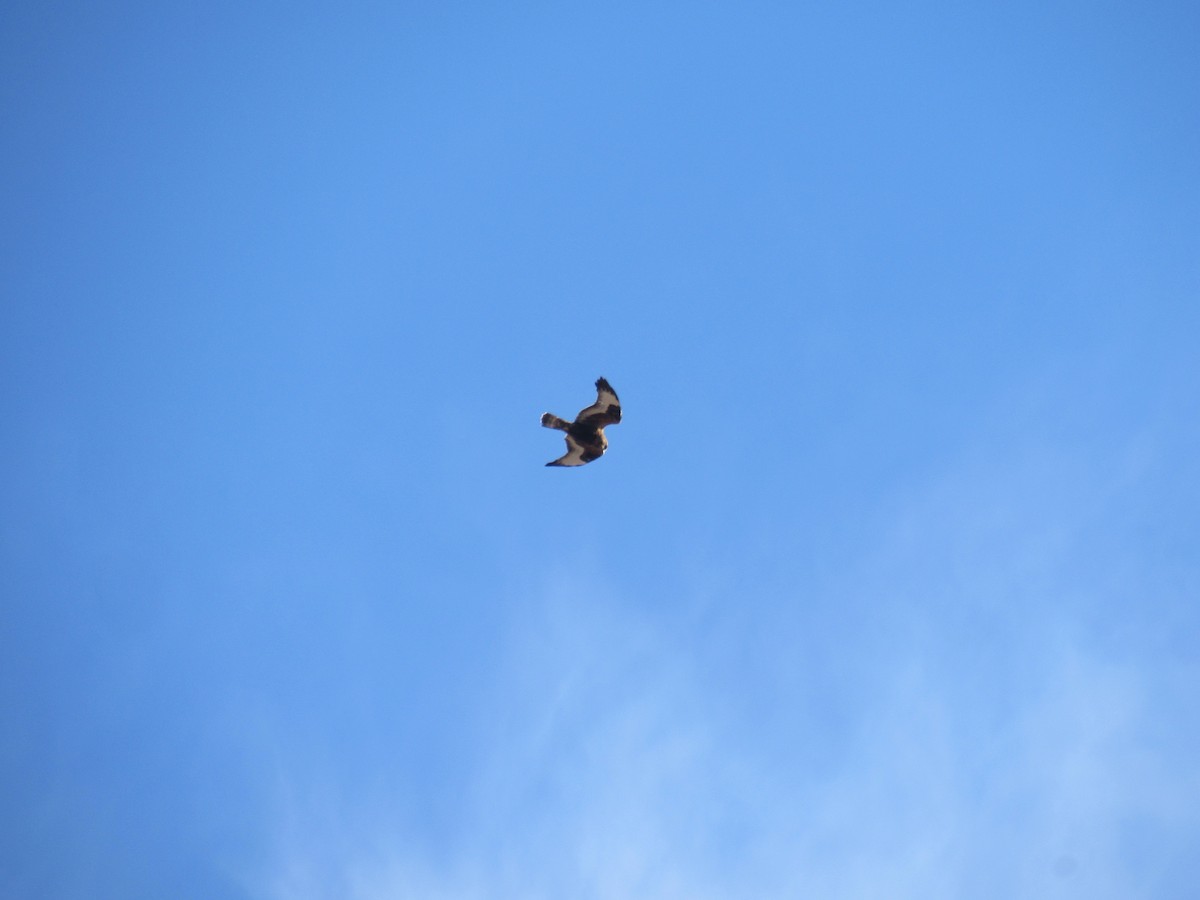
[541,413,570,431]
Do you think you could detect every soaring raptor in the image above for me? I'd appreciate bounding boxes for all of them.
[541,377,622,467]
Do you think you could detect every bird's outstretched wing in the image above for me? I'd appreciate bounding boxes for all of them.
[546,433,602,467]
[574,377,622,428]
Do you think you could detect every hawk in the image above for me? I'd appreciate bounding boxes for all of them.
[541,377,622,467]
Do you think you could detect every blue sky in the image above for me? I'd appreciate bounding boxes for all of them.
[2,2,1198,898]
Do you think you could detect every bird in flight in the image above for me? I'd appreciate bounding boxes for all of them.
[541,377,622,467]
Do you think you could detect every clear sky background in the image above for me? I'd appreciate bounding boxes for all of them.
[2,2,1198,898]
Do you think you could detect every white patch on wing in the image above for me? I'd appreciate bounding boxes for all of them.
[576,388,620,422]
[548,435,589,467]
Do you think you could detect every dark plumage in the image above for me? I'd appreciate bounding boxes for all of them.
[541,377,622,467]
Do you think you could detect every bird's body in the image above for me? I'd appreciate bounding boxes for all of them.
[541,377,621,467]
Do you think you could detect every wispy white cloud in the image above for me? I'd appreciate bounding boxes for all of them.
[246,436,1198,900]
